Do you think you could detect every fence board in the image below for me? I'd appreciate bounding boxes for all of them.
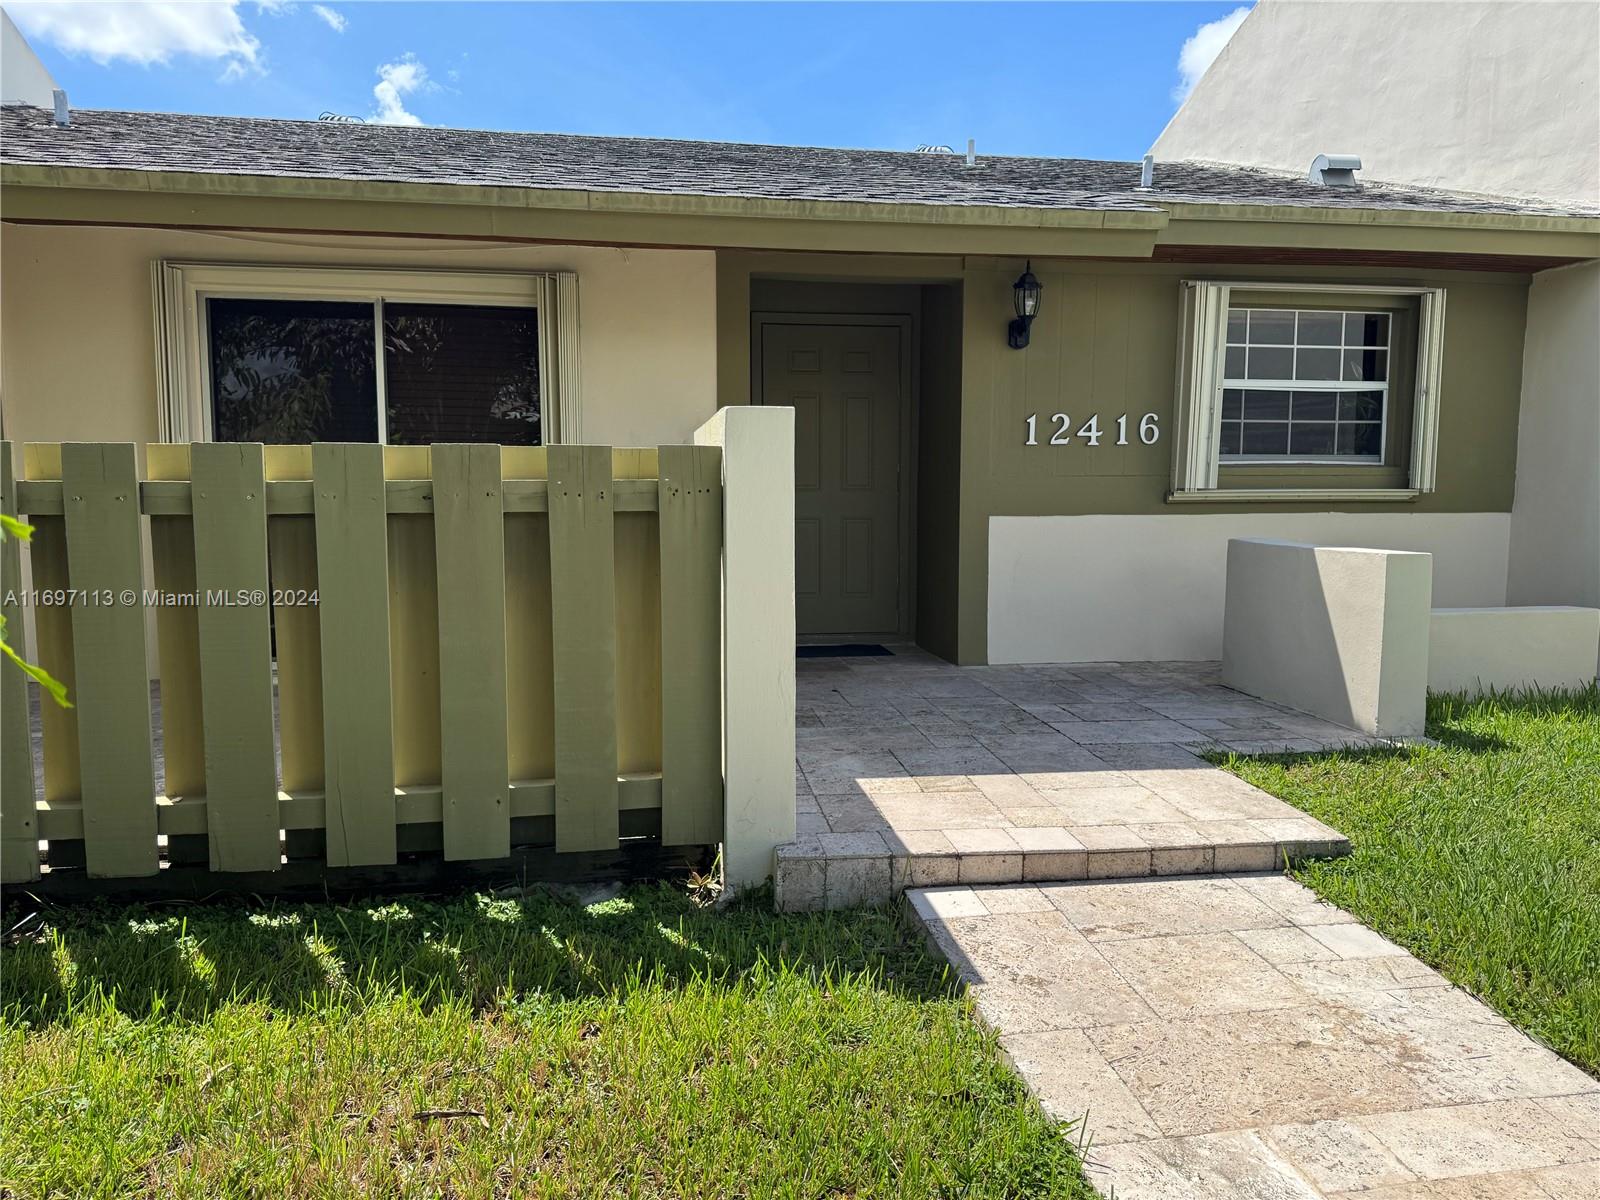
[385,448,442,791]
[1,443,39,882]
[147,446,204,806]
[548,445,619,852]
[658,445,724,845]
[313,443,397,866]
[61,443,157,877]
[433,444,511,861]
[192,442,281,872]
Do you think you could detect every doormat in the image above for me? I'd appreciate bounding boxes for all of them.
[796,643,893,658]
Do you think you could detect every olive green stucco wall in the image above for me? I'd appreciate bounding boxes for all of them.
[952,260,1531,663]
[720,251,1534,666]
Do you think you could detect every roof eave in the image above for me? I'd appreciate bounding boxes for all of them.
[0,162,1169,232]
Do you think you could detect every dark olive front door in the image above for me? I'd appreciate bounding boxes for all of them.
[761,322,903,636]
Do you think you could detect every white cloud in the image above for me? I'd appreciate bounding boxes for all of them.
[9,1,262,72]
[372,54,428,125]
[1173,6,1250,103]
[311,4,345,33]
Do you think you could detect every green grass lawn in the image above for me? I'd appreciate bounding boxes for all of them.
[1219,685,1600,1075]
[0,883,1094,1200]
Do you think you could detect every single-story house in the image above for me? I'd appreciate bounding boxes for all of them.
[3,103,1598,668]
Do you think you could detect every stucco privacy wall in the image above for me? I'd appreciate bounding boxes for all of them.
[0,224,718,447]
[1508,261,1600,609]
[1430,607,1600,692]
[989,512,1509,664]
[1222,539,1431,738]
[1151,1,1600,205]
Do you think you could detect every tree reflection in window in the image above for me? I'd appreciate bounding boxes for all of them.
[208,298,378,443]
[208,298,542,445]
[383,303,541,445]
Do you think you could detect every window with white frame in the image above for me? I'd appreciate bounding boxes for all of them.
[153,263,581,445]
[1170,281,1445,500]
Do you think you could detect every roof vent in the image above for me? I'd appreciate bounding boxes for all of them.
[1308,154,1361,188]
[1137,153,1155,190]
[52,88,69,127]
[915,144,954,154]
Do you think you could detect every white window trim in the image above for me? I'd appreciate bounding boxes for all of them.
[151,262,581,444]
[1171,280,1445,500]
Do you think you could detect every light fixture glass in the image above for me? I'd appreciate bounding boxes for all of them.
[1014,265,1042,318]
[1009,262,1043,349]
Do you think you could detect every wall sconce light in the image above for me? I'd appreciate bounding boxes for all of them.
[1008,262,1042,349]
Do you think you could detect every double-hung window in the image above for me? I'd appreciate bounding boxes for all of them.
[153,263,580,445]
[1221,307,1389,461]
[1171,281,1445,500]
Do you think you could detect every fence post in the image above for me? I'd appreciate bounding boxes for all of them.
[695,406,795,892]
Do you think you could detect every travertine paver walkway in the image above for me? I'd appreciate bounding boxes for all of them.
[779,649,1375,910]
[910,876,1600,1200]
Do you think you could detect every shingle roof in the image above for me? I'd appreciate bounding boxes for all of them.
[3,104,1594,220]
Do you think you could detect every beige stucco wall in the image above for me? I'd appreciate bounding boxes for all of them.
[1152,1,1600,206]
[1507,260,1600,609]
[0,224,718,448]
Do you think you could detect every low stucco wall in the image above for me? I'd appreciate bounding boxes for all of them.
[1222,538,1431,738]
[0,224,718,448]
[987,512,1508,664]
[1429,607,1600,693]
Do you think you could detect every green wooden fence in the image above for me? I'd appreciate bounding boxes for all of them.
[0,440,724,883]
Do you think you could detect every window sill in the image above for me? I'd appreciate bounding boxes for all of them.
[1167,487,1422,504]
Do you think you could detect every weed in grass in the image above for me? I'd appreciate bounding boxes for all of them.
[1218,684,1600,1075]
[0,884,1096,1199]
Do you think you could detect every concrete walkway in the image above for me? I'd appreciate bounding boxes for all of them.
[909,876,1599,1200]
[779,651,1376,911]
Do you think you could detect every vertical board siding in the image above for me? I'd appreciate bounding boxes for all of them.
[548,445,620,852]
[658,445,725,845]
[191,442,281,872]
[313,443,397,867]
[61,443,158,877]
[0,443,39,882]
[433,444,511,860]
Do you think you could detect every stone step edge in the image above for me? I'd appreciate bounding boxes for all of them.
[773,834,1350,913]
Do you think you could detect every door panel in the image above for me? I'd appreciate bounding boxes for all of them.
[762,323,903,635]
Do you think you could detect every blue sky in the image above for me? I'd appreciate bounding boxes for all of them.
[9,2,1252,160]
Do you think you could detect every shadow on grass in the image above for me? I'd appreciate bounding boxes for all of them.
[2,883,954,1028]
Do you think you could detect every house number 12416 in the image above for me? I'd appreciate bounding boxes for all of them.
[1024,412,1160,447]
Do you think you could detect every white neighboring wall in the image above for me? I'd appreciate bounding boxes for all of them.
[988,512,1509,664]
[1152,0,1600,205]
[1,8,57,107]
[1507,260,1600,609]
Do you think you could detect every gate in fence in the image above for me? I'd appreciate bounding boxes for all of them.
[1,437,736,886]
